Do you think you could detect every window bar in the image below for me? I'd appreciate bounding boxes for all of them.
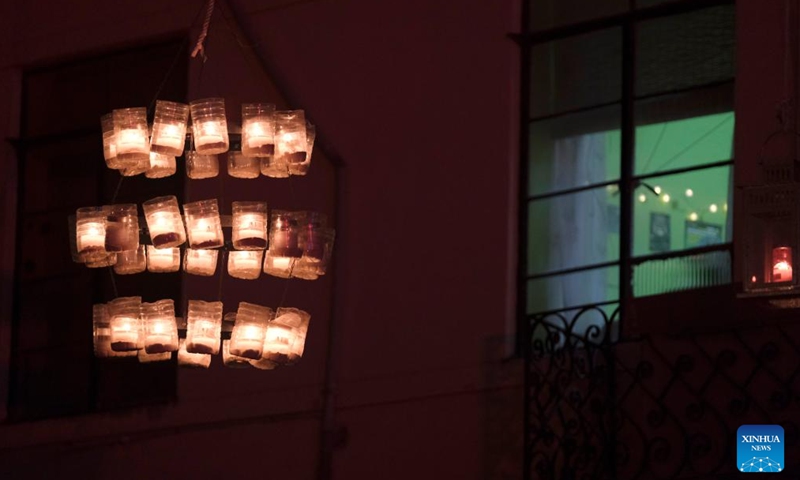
[633,159,733,182]
[525,260,619,281]
[527,179,620,202]
[518,2,532,480]
[620,16,635,342]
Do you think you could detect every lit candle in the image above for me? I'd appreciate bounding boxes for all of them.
[188,319,218,354]
[238,214,266,246]
[157,124,184,150]
[274,256,292,270]
[263,324,296,363]
[773,246,793,282]
[232,324,266,359]
[117,128,147,155]
[179,339,211,368]
[148,212,172,238]
[110,316,140,351]
[229,251,263,280]
[235,254,260,271]
[146,319,176,353]
[195,122,224,149]
[78,222,106,253]
[148,247,178,271]
[246,121,273,149]
[192,250,216,271]
[190,218,217,247]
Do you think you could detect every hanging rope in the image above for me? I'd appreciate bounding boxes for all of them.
[191,0,216,61]
[778,0,796,131]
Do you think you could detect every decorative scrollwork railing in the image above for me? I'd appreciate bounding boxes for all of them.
[525,303,800,479]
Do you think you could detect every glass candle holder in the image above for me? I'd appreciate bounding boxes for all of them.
[108,296,142,352]
[230,302,273,359]
[288,122,315,176]
[143,195,186,248]
[232,201,268,250]
[772,246,793,283]
[101,113,122,169]
[249,356,277,370]
[186,300,223,354]
[178,339,211,368]
[190,98,229,155]
[93,303,112,358]
[227,151,261,179]
[150,100,189,156]
[86,253,117,268]
[146,152,177,179]
[104,204,139,252]
[294,219,335,280]
[223,339,251,368]
[276,307,311,365]
[262,312,302,365]
[147,246,181,273]
[183,199,224,249]
[94,304,137,358]
[274,110,307,164]
[269,210,303,257]
[114,245,147,275]
[260,156,290,178]
[120,154,150,176]
[185,151,220,179]
[138,349,172,363]
[184,248,218,276]
[76,206,108,262]
[228,250,264,280]
[263,250,297,278]
[142,299,179,354]
[241,103,276,157]
[113,107,150,165]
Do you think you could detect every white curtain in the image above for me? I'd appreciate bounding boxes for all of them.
[544,132,613,343]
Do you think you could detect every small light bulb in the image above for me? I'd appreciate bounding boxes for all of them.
[723,203,728,212]
[662,193,671,203]
[638,194,647,203]
[653,186,662,195]
[685,188,694,197]
[709,204,718,213]
[689,212,698,221]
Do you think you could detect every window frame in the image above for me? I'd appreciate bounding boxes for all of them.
[516,0,736,352]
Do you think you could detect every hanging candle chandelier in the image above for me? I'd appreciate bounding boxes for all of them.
[70,0,335,369]
[75,97,333,368]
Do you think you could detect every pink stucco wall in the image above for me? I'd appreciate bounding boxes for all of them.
[0,0,522,478]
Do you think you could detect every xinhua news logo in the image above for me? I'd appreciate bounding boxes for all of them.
[738,425,784,473]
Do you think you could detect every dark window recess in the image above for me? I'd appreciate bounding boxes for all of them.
[8,40,188,422]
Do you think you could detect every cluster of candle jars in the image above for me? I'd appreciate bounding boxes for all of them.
[73,197,334,280]
[101,100,315,179]
[93,297,310,368]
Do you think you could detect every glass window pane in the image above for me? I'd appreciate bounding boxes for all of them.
[528,185,620,275]
[633,249,731,297]
[635,85,734,176]
[529,0,627,32]
[633,165,732,257]
[529,106,621,196]
[531,28,622,118]
[636,5,735,97]
[527,266,619,314]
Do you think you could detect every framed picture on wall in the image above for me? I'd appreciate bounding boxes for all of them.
[685,220,723,248]
[649,212,671,252]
